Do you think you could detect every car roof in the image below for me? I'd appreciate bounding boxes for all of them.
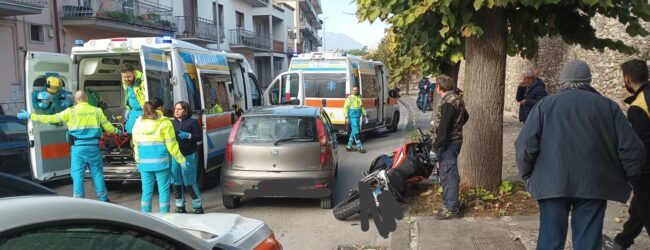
[245,106,321,117]
[0,196,211,249]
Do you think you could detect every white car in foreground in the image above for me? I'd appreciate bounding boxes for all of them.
[0,173,281,250]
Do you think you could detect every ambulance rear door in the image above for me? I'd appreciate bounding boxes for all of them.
[25,51,75,181]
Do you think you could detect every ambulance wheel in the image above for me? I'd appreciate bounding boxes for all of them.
[390,111,400,133]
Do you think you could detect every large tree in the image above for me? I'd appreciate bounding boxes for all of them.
[356,0,650,191]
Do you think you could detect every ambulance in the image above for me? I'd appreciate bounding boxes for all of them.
[25,37,264,187]
[263,52,400,135]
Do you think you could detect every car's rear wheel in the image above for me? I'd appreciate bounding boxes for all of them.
[222,194,240,209]
[320,195,332,209]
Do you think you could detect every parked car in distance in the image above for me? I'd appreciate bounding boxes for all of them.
[222,106,339,209]
[0,172,282,250]
[0,115,30,180]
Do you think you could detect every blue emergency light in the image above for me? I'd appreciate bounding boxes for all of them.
[74,39,84,46]
[162,36,172,44]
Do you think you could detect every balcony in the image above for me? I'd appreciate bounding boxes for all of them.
[0,0,47,16]
[175,16,221,43]
[242,0,269,8]
[229,28,271,52]
[311,0,322,14]
[273,40,284,53]
[60,0,175,35]
[299,0,319,24]
[300,19,319,41]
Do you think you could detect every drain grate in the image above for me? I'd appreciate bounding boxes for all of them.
[472,236,526,250]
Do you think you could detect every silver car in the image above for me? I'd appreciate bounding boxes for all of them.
[222,106,339,209]
[0,173,282,250]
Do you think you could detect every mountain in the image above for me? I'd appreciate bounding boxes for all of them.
[322,32,365,52]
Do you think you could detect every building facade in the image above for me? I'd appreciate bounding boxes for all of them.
[0,0,53,114]
[276,0,321,54]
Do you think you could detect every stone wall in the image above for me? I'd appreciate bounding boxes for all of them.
[503,14,650,116]
[456,14,650,118]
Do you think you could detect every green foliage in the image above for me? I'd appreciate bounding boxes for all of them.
[468,187,497,201]
[103,11,134,23]
[355,0,650,80]
[339,46,370,57]
[499,180,513,196]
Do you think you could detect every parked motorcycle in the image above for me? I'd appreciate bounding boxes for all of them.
[333,128,438,220]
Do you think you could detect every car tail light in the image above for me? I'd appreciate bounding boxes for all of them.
[253,233,282,250]
[315,119,330,165]
[226,116,244,165]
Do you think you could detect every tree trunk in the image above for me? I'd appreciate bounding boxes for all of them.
[459,8,507,192]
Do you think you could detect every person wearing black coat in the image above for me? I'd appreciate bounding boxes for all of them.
[610,59,650,250]
[171,101,204,214]
[516,70,547,123]
[515,60,644,250]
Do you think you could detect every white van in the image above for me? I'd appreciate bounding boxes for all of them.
[264,52,400,136]
[25,37,264,187]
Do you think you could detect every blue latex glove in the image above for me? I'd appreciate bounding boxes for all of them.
[17,110,31,120]
[178,131,191,140]
[117,130,123,137]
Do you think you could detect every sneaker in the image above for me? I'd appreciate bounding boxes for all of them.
[346,147,353,152]
[359,148,366,153]
[602,235,626,250]
[434,209,461,220]
[193,207,204,214]
[175,207,187,213]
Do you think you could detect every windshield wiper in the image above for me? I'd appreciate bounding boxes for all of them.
[274,136,313,146]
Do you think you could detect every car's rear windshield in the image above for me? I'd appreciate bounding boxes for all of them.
[304,73,347,98]
[235,116,317,143]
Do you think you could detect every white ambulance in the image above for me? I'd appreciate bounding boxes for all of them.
[263,52,400,136]
[25,37,264,188]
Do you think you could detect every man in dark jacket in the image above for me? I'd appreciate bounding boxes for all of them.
[515,60,644,250]
[610,59,650,250]
[431,75,469,220]
[516,70,547,123]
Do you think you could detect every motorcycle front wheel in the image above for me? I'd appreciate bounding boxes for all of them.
[333,192,361,220]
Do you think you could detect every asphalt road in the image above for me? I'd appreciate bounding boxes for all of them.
[47,95,432,249]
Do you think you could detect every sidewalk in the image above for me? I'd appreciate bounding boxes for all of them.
[390,201,649,250]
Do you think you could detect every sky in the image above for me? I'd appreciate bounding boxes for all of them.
[320,0,388,48]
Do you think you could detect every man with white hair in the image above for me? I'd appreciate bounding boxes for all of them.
[515,69,547,123]
[515,60,644,249]
[17,91,122,202]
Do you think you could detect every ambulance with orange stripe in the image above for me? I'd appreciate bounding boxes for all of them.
[263,52,400,135]
[25,37,264,186]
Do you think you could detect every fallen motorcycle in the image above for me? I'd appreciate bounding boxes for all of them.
[333,128,438,220]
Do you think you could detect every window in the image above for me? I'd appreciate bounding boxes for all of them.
[0,120,27,143]
[201,74,232,114]
[303,73,346,98]
[281,73,299,104]
[30,25,44,43]
[146,70,174,117]
[236,11,244,29]
[218,5,224,31]
[248,74,262,106]
[255,22,262,35]
[361,73,378,98]
[0,225,178,250]
[235,116,316,143]
[228,62,247,110]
